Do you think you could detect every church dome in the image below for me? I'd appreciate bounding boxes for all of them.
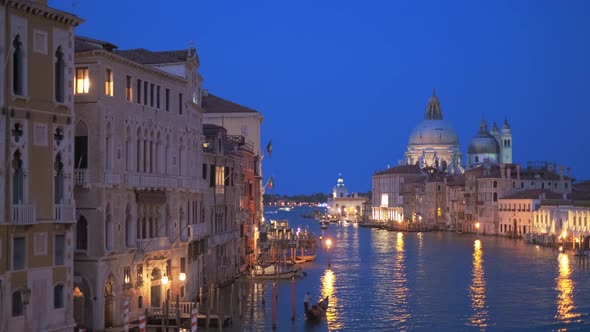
[468,119,499,154]
[407,89,459,146]
[408,119,459,146]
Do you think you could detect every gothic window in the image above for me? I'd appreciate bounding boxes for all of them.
[54,153,64,204]
[75,122,88,169]
[12,150,24,204]
[55,46,65,102]
[125,205,134,247]
[105,123,112,170]
[13,35,24,95]
[105,204,113,250]
[76,216,88,250]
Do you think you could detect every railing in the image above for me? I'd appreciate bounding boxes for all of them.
[74,169,88,186]
[136,237,170,253]
[54,204,75,223]
[12,204,36,225]
[147,302,196,319]
[189,223,208,240]
[104,172,122,185]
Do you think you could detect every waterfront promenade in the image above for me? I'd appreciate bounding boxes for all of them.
[217,206,590,331]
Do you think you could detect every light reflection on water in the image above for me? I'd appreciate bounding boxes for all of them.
[467,239,489,330]
[392,232,410,330]
[320,269,340,330]
[231,207,590,331]
[555,253,581,323]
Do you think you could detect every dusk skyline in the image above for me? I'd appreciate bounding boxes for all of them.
[50,0,590,195]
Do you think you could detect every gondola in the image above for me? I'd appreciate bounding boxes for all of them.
[305,296,329,321]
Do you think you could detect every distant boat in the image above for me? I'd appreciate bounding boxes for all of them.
[250,263,304,279]
[278,207,292,211]
[306,296,329,321]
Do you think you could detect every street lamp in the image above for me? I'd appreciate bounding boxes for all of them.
[476,222,480,236]
[326,239,332,268]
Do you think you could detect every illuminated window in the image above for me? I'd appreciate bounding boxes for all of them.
[136,264,143,286]
[437,207,442,217]
[380,194,388,207]
[75,67,89,94]
[123,266,131,287]
[126,76,132,101]
[215,166,225,187]
[105,69,113,96]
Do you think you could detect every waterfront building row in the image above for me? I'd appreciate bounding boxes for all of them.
[371,91,588,244]
[0,2,264,331]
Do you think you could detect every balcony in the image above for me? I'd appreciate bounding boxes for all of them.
[137,237,170,253]
[12,204,36,225]
[211,230,239,247]
[104,172,123,186]
[54,204,75,223]
[74,169,88,186]
[189,223,208,241]
[126,173,182,189]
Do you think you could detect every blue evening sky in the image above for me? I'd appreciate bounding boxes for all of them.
[50,0,590,195]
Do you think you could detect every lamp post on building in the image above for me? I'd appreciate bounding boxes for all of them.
[476,222,480,237]
[20,286,31,331]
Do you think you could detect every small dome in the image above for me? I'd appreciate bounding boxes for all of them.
[408,119,459,146]
[468,120,499,154]
[490,122,499,135]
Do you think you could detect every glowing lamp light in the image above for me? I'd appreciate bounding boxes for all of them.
[476,222,480,229]
[326,239,332,247]
[161,275,169,285]
[179,273,186,281]
[562,230,567,239]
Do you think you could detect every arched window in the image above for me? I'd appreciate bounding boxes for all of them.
[76,215,88,250]
[125,205,134,247]
[493,192,498,202]
[493,181,497,188]
[54,284,64,308]
[75,122,88,169]
[136,128,143,172]
[55,46,65,102]
[13,35,24,95]
[54,153,64,204]
[126,126,133,171]
[12,291,23,316]
[12,149,24,204]
[138,296,143,309]
[105,204,113,250]
[105,123,112,170]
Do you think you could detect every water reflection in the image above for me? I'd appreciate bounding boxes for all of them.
[321,269,341,330]
[468,239,489,330]
[555,253,581,323]
[393,232,410,328]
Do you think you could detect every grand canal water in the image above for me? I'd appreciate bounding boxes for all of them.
[225,206,590,331]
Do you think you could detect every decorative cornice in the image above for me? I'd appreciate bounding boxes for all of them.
[4,0,84,27]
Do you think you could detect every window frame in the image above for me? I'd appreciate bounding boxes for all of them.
[75,67,89,94]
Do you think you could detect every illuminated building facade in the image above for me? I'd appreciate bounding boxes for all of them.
[0,2,82,331]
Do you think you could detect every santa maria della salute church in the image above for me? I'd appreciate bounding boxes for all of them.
[404,89,512,173]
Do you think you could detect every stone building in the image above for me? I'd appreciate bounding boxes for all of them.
[0,2,82,331]
[202,92,263,268]
[202,124,245,287]
[372,165,424,224]
[467,118,512,168]
[327,174,368,221]
[72,36,205,330]
[497,189,553,238]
